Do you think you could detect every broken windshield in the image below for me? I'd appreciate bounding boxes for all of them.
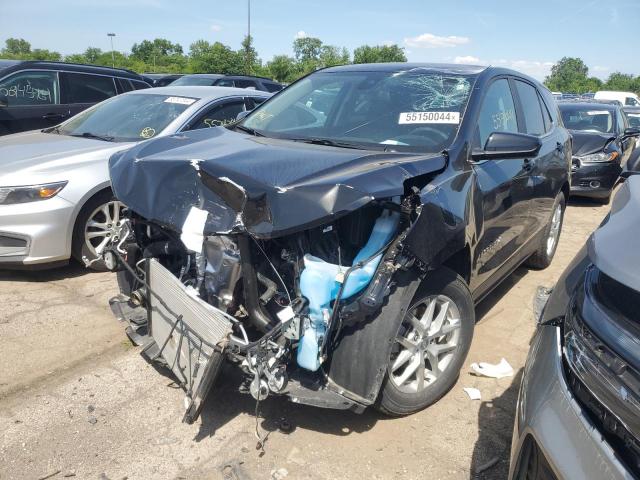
[241,70,477,153]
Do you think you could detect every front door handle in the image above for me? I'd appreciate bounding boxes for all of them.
[42,112,67,120]
[555,142,564,153]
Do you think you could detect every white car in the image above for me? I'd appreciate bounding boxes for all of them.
[0,86,270,269]
[594,90,640,106]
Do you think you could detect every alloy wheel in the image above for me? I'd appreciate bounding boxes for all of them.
[389,295,461,393]
[84,200,126,257]
[546,203,562,256]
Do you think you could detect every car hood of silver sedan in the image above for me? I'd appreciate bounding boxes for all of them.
[588,174,640,293]
[0,130,135,185]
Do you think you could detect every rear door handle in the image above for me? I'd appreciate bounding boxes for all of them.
[42,112,67,120]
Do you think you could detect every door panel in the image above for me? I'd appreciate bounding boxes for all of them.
[470,78,533,291]
[0,70,67,132]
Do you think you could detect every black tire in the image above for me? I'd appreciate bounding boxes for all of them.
[525,192,566,270]
[72,190,117,271]
[377,268,475,416]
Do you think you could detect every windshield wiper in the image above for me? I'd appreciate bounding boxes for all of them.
[69,132,115,142]
[289,137,370,150]
[234,124,263,137]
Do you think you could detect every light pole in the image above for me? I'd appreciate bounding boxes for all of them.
[244,0,252,74]
[107,33,116,68]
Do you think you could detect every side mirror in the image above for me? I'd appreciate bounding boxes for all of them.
[0,94,8,107]
[471,131,542,161]
[622,127,640,139]
[235,110,251,121]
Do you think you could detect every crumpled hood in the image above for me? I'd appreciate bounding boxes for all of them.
[0,130,133,185]
[588,175,640,292]
[109,127,446,238]
[570,130,615,156]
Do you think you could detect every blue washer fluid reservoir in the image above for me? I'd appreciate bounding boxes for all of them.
[297,210,399,371]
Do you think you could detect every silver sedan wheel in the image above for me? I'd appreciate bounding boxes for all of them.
[84,200,126,257]
[546,203,562,256]
[389,295,461,393]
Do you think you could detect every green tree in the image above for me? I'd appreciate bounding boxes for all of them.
[29,49,62,61]
[188,40,244,74]
[604,72,636,92]
[293,37,323,63]
[131,38,183,64]
[240,35,261,75]
[84,47,103,64]
[266,55,298,83]
[2,38,31,56]
[319,45,350,68]
[353,44,407,64]
[544,57,589,92]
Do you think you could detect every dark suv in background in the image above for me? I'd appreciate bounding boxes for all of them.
[170,73,283,92]
[0,60,151,135]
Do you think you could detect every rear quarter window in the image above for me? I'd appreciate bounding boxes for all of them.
[63,73,117,103]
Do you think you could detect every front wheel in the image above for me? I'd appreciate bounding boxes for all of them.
[72,190,126,271]
[377,269,475,416]
[525,192,565,270]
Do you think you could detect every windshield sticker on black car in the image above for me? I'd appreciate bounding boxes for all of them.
[399,111,460,124]
[140,127,156,138]
[164,96,197,105]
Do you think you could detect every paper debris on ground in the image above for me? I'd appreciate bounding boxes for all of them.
[470,358,514,378]
[463,387,482,400]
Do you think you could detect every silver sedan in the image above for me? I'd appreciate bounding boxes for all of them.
[0,86,271,269]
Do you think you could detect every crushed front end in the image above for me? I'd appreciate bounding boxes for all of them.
[103,128,444,423]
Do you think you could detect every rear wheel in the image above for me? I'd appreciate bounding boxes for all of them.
[525,192,565,270]
[72,190,126,271]
[377,269,474,416]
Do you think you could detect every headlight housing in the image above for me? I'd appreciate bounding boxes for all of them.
[0,181,68,205]
[579,151,619,163]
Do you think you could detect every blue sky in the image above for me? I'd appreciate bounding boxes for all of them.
[2,0,639,80]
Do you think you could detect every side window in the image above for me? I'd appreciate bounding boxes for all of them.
[625,97,639,106]
[626,112,640,128]
[538,92,553,132]
[264,82,283,93]
[616,108,627,133]
[247,96,267,109]
[475,78,518,148]
[215,78,235,87]
[62,73,117,104]
[0,71,59,106]
[131,80,149,90]
[514,80,545,136]
[235,79,257,89]
[186,100,246,130]
[117,78,133,93]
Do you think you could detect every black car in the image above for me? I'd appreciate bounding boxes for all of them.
[142,73,183,87]
[105,63,571,423]
[0,60,151,135]
[170,73,283,92]
[559,101,640,203]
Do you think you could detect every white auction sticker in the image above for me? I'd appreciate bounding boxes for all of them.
[164,96,197,105]
[399,111,460,124]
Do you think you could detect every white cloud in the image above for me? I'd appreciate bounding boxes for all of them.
[593,65,610,72]
[404,33,470,49]
[382,40,395,47]
[294,30,308,39]
[454,55,481,64]
[210,24,221,32]
[493,59,554,79]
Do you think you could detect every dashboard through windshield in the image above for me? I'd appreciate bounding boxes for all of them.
[240,70,477,153]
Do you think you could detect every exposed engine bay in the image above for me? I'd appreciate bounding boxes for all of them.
[108,193,422,423]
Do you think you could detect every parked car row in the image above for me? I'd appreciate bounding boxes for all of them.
[0,60,284,136]
[0,86,270,268]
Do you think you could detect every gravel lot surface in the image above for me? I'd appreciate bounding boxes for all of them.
[0,197,611,480]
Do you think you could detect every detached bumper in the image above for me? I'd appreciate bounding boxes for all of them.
[570,161,621,198]
[509,325,631,479]
[0,196,75,267]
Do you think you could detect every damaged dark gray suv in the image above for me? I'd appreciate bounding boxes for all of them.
[105,63,571,423]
